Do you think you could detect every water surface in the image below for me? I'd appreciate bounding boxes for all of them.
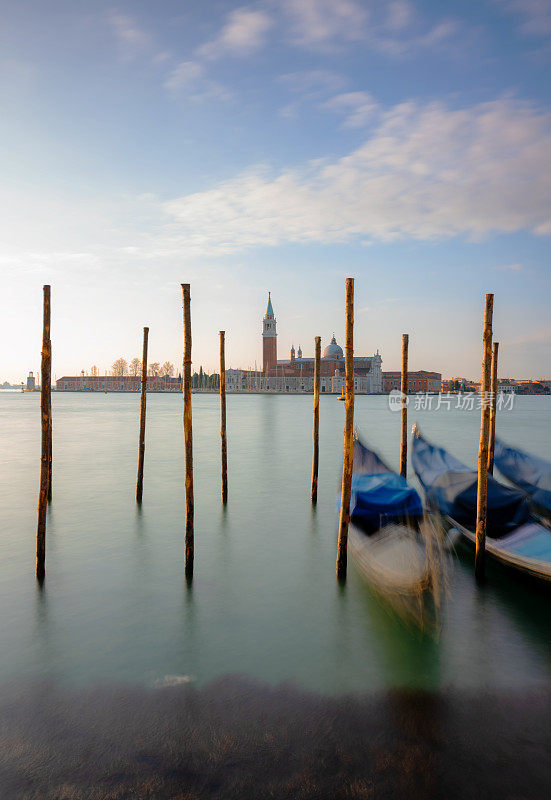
[1,392,550,693]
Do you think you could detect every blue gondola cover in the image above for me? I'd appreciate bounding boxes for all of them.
[412,430,530,538]
[350,472,423,532]
[494,439,551,519]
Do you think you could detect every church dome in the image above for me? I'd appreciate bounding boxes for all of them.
[323,335,343,359]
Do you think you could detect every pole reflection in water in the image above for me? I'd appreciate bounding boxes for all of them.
[0,392,548,692]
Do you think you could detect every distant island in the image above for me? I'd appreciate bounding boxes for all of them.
[1,381,25,390]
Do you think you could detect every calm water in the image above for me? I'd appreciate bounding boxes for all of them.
[1,391,550,694]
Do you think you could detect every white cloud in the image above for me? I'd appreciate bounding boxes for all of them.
[496,0,551,37]
[385,1,414,32]
[281,0,368,48]
[197,7,274,59]
[0,251,102,276]
[164,60,204,91]
[107,11,151,59]
[163,60,231,101]
[279,0,459,54]
[369,18,460,57]
[534,218,551,234]
[277,70,347,117]
[107,2,464,106]
[323,91,378,127]
[278,69,346,95]
[494,263,524,271]
[160,98,551,252]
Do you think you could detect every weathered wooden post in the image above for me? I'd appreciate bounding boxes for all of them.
[336,278,355,580]
[182,284,194,579]
[400,333,409,479]
[47,408,52,502]
[219,330,228,504]
[311,336,321,505]
[475,293,494,581]
[36,285,51,580]
[136,326,149,503]
[488,341,499,475]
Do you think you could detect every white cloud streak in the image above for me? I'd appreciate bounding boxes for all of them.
[161,98,551,251]
[323,91,378,127]
[494,263,524,271]
[197,7,274,59]
[281,0,367,48]
[496,0,551,37]
[163,60,231,101]
[190,0,461,64]
[279,0,460,54]
[277,70,347,117]
[107,11,151,59]
[106,2,466,104]
[278,69,346,95]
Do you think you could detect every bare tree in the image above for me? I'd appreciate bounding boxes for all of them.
[112,358,128,376]
[148,362,160,377]
[162,361,174,377]
[90,365,99,376]
[129,358,141,376]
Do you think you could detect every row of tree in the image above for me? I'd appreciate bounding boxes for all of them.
[86,362,220,389]
[192,367,220,390]
[111,359,175,377]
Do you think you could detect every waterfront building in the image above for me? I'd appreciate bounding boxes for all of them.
[57,293,384,395]
[26,372,36,390]
[382,370,442,393]
[497,379,518,393]
[57,375,181,392]
[225,371,370,394]
[513,380,548,394]
[245,293,383,393]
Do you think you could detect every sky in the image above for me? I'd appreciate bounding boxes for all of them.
[0,0,550,382]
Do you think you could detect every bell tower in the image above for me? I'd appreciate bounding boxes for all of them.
[262,292,277,373]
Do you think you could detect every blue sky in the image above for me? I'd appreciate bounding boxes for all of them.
[1,0,550,381]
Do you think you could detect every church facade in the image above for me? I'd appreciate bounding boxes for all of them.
[226,293,383,394]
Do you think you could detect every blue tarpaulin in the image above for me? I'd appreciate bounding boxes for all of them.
[494,439,551,519]
[412,430,530,538]
[350,472,423,532]
[348,438,423,532]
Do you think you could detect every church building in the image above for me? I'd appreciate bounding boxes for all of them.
[226,293,383,394]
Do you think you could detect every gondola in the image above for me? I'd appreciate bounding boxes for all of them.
[412,426,551,582]
[494,439,551,523]
[346,435,442,601]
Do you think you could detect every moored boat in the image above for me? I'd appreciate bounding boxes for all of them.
[346,436,444,606]
[412,426,551,582]
[494,439,551,523]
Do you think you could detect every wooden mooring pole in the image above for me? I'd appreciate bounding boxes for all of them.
[220,330,228,504]
[400,333,409,479]
[47,318,52,501]
[47,430,52,502]
[182,284,194,579]
[36,285,51,581]
[311,336,321,505]
[136,326,149,503]
[487,341,499,475]
[475,293,494,581]
[336,278,354,581]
